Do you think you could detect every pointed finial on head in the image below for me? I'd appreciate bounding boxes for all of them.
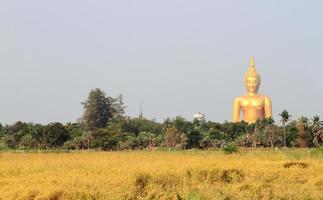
[249,56,255,68]
[245,56,261,85]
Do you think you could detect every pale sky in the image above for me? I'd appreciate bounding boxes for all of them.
[0,0,322,124]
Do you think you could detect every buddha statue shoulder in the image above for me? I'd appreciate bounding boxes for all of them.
[232,57,272,123]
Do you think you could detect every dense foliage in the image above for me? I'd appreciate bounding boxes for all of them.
[0,88,322,150]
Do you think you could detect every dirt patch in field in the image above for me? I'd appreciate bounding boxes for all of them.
[284,162,309,169]
[134,173,152,196]
[48,190,64,200]
[185,167,245,184]
[220,169,245,183]
[153,173,182,190]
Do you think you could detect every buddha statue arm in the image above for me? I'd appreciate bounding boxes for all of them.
[264,96,272,118]
[232,97,241,122]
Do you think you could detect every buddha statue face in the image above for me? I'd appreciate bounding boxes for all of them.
[245,76,260,94]
[244,57,261,95]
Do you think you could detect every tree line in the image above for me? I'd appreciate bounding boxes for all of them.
[0,88,322,151]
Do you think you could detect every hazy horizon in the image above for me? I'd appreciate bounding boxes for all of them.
[1,1,323,124]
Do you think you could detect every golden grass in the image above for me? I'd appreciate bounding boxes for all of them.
[0,149,322,200]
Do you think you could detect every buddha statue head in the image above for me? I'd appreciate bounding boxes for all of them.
[244,57,261,94]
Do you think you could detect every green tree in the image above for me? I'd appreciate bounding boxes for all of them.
[63,132,92,150]
[90,129,117,150]
[43,123,70,148]
[200,129,227,148]
[254,117,275,147]
[111,117,163,136]
[285,121,299,147]
[164,116,193,134]
[311,115,322,127]
[223,121,248,142]
[82,88,114,130]
[186,129,202,149]
[110,94,126,118]
[28,124,45,149]
[20,134,34,149]
[2,121,29,149]
[117,132,138,150]
[311,115,322,147]
[163,127,187,148]
[279,110,291,147]
[0,123,3,138]
[296,116,311,147]
[65,122,84,139]
[137,132,156,149]
[265,124,278,148]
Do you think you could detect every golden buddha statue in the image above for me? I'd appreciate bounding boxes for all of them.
[232,57,272,123]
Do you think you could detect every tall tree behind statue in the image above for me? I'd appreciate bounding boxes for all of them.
[81,88,125,130]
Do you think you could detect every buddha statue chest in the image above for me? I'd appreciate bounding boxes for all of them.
[240,97,265,110]
[239,96,266,123]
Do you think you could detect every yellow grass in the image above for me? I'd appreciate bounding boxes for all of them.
[0,149,322,200]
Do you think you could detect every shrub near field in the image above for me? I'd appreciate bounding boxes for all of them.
[0,149,322,200]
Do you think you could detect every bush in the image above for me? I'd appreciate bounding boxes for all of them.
[311,145,323,158]
[62,140,76,150]
[43,123,70,148]
[90,129,118,151]
[186,190,207,200]
[223,142,239,154]
[117,133,138,150]
[0,142,8,151]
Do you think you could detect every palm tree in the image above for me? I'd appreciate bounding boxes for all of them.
[264,117,275,148]
[311,115,323,127]
[279,110,291,147]
[311,115,322,147]
[298,116,309,130]
[297,116,309,147]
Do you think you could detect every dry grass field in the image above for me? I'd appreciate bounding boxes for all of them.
[0,149,322,200]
